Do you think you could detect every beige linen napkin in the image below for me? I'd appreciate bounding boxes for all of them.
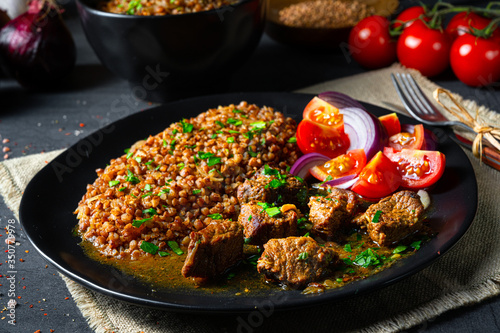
[2,63,500,333]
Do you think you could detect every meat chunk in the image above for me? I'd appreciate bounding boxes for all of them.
[237,166,308,208]
[238,203,298,245]
[308,188,360,239]
[181,220,243,280]
[257,237,339,289]
[363,191,424,246]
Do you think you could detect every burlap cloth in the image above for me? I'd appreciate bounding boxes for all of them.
[2,63,500,332]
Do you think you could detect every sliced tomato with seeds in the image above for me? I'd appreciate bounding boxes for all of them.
[388,124,424,151]
[296,119,350,158]
[351,151,401,198]
[303,96,344,126]
[379,113,401,137]
[383,147,445,189]
[310,149,367,182]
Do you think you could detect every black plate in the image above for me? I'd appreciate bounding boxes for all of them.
[19,92,478,313]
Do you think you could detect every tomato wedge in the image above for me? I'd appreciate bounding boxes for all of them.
[383,147,446,189]
[379,113,401,137]
[388,124,424,151]
[310,149,367,182]
[303,97,343,126]
[351,151,401,198]
[296,119,350,158]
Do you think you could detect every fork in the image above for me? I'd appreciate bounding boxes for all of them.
[391,73,500,171]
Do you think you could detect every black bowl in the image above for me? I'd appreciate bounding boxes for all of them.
[76,0,265,102]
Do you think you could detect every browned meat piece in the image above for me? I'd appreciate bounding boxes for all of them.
[308,188,360,239]
[181,220,243,280]
[363,191,424,246]
[238,203,298,245]
[257,237,339,289]
[236,166,308,208]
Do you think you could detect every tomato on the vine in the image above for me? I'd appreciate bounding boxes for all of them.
[450,32,500,87]
[393,6,429,29]
[310,149,367,182]
[445,12,498,41]
[396,21,452,77]
[383,147,446,189]
[348,15,397,69]
[351,151,401,199]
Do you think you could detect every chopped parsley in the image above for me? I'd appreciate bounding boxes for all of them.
[248,148,258,157]
[158,188,170,196]
[125,169,140,184]
[193,189,201,194]
[185,144,197,149]
[215,120,225,128]
[371,210,383,223]
[250,121,267,130]
[208,213,222,219]
[265,206,281,217]
[248,215,252,221]
[232,109,242,113]
[133,217,152,228]
[109,180,120,187]
[319,175,333,186]
[207,156,221,167]
[142,208,156,216]
[180,119,194,133]
[163,139,168,147]
[244,237,252,244]
[393,245,407,254]
[344,243,352,252]
[118,187,127,192]
[135,156,142,163]
[298,252,309,260]
[288,136,297,143]
[140,241,158,254]
[411,240,422,250]
[144,184,151,192]
[167,241,184,255]
[227,137,235,144]
[353,248,384,268]
[125,149,133,159]
[227,118,242,126]
[177,162,185,170]
[158,251,170,257]
[210,134,217,139]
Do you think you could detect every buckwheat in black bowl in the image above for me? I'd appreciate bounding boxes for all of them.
[76,0,265,102]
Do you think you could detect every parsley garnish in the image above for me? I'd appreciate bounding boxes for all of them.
[372,210,383,223]
[158,251,170,257]
[180,119,194,133]
[215,120,225,128]
[227,118,242,126]
[109,180,120,187]
[142,208,156,216]
[298,252,309,260]
[126,169,140,184]
[353,248,384,268]
[208,213,222,219]
[168,241,184,255]
[193,189,201,194]
[133,217,152,228]
[393,245,407,254]
[227,137,235,144]
[288,137,297,143]
[344,243,352,252]
[250,121,267,130]
[140,241,158,254]
[207,156,221,166]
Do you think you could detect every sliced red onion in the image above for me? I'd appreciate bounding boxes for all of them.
[342,107,388,160]
[318,91,367,111]
[290,153,330,179]
[322,174,358,189]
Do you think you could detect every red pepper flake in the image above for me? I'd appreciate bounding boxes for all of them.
[23,286,26,289]
[2,138,9,144]
[50,330,55,333]
[65,132,71,136]
[29,304,33,308]
[2,147,10,153]
[34,330,41,333]
[64,297,69,300]
[44,313,47,316]
[25,250,29,253]
[17,296,21,299]
[19,258,25,262]
[79,123,85,128]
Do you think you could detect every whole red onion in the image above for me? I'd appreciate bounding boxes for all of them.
[0,0,76,89]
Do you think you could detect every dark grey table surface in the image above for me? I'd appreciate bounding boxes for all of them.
[1,0,500,332]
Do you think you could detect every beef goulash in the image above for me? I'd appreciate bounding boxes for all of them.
[75,102,433,293]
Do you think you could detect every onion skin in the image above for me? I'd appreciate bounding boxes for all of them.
[0,0,76,89]
[289,153,330,179]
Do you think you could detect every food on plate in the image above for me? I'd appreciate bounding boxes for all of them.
[76,94,439,293]
[181,219,243,281]
[75,102,300,259]
[99,0,236,15]
[257,236,340,289]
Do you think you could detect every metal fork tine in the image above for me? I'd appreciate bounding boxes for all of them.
[390,74,430,124]
[399,74,436,117]
[404,74,441,117]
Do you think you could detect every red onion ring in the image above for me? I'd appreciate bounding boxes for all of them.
[289,153,330,179]
[342,107,388,160]
[318,91,367,111]
[321,174,358,189]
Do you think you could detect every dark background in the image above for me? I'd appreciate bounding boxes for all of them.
[1,0,499,332]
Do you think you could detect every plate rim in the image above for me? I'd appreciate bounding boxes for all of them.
[19,91,478,313]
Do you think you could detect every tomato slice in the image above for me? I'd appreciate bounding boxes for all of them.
[388,124,424,151]
[351,151,401,198]
[296,119,350,158]
[310,149,367,182]
[379,113,401,137]
[383,147,446,189]
[303,97,343,126]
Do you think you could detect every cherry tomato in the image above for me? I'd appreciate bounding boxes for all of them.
[450,33,500,87]
[388,124,424,151]
[396,21,452,77]
[310,149,367,182]
[378,113,401,137]
[296,119,350,159]
[383,147,446,189]
[351,151,401,199]
[348,15,397,69]
[393,6,429,29]
[303,97,342,125]
[445,12,499,41]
